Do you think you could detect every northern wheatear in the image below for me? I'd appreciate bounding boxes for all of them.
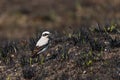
[31,31,51,58]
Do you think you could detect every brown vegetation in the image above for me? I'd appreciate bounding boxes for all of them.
[0,0,120,80]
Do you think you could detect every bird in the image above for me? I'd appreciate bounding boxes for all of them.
[31,31,52,58]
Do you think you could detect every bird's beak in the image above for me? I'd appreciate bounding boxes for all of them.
[49,33,53,40]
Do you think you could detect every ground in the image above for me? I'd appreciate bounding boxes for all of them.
[0,0,120,80]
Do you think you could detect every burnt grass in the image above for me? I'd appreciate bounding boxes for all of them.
[0,25,120,80]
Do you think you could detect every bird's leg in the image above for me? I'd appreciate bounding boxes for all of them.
[37,55,40,62]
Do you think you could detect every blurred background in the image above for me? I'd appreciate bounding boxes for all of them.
[0,1,120,80]
[0,0,120,39]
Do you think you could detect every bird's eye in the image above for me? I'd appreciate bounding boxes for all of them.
[43,33,48,36]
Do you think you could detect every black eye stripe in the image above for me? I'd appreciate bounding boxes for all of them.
[43,33,49,36]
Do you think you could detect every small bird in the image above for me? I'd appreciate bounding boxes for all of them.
[31,31,52,58]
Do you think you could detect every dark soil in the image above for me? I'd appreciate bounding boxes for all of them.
[0,0,120,80]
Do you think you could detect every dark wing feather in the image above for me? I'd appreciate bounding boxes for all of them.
[31,43,48,58]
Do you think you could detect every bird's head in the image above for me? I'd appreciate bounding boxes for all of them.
[41,31,52,39]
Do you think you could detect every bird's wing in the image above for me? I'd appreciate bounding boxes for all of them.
[31,43,48,58]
